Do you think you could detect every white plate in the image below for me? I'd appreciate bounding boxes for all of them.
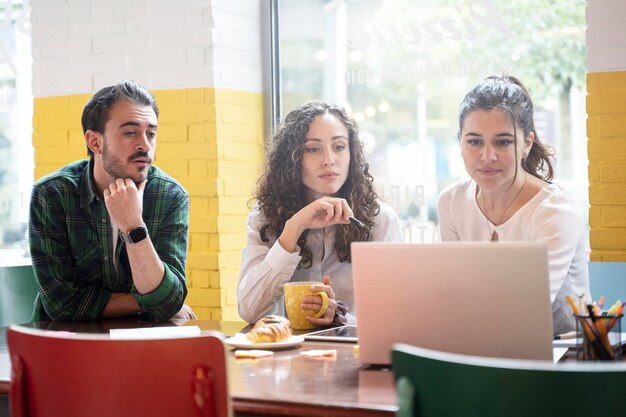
[224,334,305,350]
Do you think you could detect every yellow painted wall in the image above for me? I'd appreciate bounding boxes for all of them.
[33,87,264,320]
[587,71,626,261]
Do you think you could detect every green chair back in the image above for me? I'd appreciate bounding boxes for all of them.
[392,343,626,417]
[0,265,38,327]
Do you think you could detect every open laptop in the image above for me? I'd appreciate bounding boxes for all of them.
[351,242,554,365]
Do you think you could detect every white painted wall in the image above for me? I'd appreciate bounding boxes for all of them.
[30,0,263,96]
[586,0,626,72]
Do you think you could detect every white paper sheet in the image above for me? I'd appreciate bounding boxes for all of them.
[109,326,201,339]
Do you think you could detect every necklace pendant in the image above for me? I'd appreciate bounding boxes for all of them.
[490,231,499,242]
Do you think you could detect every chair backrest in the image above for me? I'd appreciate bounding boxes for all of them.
[589,261,626,301]
[0,265,38,327]
[392,343,626,417]
[7,326,231,417]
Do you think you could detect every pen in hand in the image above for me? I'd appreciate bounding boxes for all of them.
[348,216,365,228]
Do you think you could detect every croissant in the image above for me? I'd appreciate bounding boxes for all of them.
[246,315,292,343]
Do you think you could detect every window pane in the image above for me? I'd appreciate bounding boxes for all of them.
[0,1,32,265]
[278,0,586,243]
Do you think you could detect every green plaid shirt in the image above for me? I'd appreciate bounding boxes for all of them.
[29,159,189,321]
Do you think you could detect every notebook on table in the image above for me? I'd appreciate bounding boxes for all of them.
[351,242,554,365]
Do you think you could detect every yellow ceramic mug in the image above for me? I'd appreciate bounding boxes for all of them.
[283,281,329,330]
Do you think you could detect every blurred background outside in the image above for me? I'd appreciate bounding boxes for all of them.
[0,0,586,262]
[277,0,586,243]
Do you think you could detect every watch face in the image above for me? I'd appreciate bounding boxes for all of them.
[128,226,147,243]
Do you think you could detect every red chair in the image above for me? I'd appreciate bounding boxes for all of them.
[7,326,231,417]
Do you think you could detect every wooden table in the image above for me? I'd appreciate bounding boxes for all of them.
[0,319,397,417]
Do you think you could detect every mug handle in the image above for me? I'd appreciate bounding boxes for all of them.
[312,291,329,318]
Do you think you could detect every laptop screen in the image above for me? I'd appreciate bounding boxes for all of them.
[351,242,554,365]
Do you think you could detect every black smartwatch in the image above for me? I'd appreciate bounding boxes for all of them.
[120,225,148,244]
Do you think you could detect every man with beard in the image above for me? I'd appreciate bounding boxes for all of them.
[28,80,194,321]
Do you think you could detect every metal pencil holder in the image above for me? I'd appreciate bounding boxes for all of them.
[575,313,623,362]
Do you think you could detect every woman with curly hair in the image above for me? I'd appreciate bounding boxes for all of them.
[238,101,402,326]
[438,75,589,334]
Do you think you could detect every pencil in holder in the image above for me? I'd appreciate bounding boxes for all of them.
[575,313,623,361]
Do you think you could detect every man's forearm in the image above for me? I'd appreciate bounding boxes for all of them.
[126,235,166,294]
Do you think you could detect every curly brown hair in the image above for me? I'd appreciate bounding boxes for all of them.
[254,101,380,268]
[458,75,555,183]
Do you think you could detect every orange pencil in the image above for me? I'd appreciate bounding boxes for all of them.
[595,312,613,357]
[566,295,595,341]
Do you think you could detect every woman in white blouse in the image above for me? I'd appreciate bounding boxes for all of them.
[238,101,402,326]
[438,75,589,334]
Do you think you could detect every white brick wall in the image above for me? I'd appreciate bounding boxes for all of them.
[90,1,151,19]
[586,0,626,72]
[31,0,262,96]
